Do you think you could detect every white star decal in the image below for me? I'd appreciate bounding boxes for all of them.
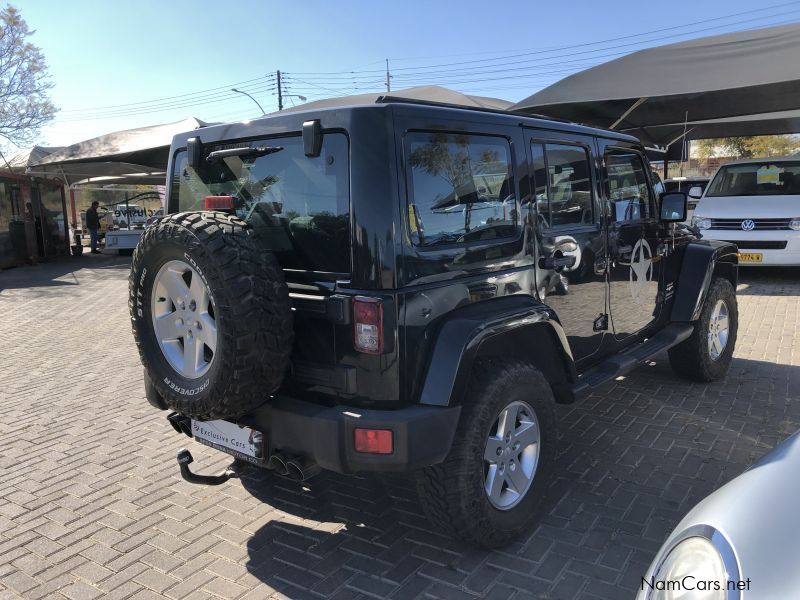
[629,238,653,303]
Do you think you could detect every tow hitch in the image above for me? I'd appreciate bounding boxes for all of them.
[176,449,239,486]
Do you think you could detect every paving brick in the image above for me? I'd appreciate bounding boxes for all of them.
[1,250,799,600]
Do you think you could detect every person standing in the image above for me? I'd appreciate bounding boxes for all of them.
[86,201,102,254]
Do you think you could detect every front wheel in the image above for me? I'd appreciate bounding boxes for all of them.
[415,362,556,548]
[668,277,738,381]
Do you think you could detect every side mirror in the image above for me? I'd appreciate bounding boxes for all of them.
[688,186,703,199]
[659,191,687,223]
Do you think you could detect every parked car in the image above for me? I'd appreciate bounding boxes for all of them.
[637,431,800,599]
[664,176,710,221]
[692,158,800,265]
[129,100,739,548]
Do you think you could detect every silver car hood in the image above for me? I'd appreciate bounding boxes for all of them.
[642,431,800,598]
[695,195,800,218]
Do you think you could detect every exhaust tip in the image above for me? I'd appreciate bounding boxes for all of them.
[268,454,288,476]
[286,460,304,481]
[286,457,321,482]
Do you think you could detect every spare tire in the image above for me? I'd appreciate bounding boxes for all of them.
[129,211,293,420]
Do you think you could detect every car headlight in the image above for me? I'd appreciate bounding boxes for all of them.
[789,217,800,231]
[643,526,741,600]
[692,216,711,230]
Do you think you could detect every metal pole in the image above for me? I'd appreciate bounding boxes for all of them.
[277,70,283,111]
[385,59,391,92]
[231,88,266,115]
[663,157,669,180]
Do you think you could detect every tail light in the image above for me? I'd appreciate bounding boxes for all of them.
[205,195,235,210]
[353,296,383,354]
[354,428,393,454]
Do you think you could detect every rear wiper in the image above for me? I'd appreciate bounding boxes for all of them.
[206,146,283,162]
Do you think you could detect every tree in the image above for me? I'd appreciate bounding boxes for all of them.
[695,135,800,159]
[0,5,56,147]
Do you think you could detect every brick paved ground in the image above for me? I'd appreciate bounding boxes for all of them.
[1,255,798,600]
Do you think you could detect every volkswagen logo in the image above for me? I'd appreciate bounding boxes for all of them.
[741,219,755,231]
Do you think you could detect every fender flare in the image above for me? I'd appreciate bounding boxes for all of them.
[417,296,575,407]
[670,240,738,323]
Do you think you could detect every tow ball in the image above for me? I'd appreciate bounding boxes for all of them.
[176,449,239,485]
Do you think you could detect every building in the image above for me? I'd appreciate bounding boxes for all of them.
[0,169,69,269]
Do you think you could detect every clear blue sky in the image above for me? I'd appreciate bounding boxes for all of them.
[13,0,800,150]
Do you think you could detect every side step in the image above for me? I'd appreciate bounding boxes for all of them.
[571,323,694,399]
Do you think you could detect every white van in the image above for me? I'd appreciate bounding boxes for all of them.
[691,157,800,265]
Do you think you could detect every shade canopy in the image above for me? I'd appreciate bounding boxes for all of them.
[7,145,65,172]
[26,117,208,185]
[512,23,800,146]
[280,85,512,113]
[632,109,800,149]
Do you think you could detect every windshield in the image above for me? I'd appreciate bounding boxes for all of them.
[171,133,350,273]
[706,161,800,197]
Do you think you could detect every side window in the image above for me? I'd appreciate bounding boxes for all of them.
[531,142,594,229]
[406,132,516,247]
[605,152,653,222]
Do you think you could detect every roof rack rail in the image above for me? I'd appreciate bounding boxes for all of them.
[374,95,573,123]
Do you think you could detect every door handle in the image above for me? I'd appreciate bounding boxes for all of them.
[539,255,576,271]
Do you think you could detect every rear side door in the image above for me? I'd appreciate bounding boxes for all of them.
[599,142,662,341]
[525,130,608,363]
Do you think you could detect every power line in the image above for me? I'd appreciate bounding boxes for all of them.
[60,75,276,115]
[290,0,800,75]
[55,83,277,123]
[48,5,800,126]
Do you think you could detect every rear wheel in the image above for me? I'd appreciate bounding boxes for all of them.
[415,362,556,548]
[668,277,737,381]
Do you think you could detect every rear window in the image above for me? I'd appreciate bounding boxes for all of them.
[706,161,800,197]
[405,132,517,247]
[171,133,350,273]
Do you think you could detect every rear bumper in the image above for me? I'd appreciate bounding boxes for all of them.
[184,396,461,474]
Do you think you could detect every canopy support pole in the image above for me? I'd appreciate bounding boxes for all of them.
[663,158,668,180]
[610,97,648,130]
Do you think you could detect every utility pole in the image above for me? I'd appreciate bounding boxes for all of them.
[385,59,391,93]
[277,70,283,111]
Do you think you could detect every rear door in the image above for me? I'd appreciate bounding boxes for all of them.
[599,142,662,341]
[170,133,353,391]
[525,130,608,363]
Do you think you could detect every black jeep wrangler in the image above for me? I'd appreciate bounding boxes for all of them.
[130,98,738,548]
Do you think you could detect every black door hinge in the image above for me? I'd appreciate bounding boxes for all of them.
[593,313,609,332]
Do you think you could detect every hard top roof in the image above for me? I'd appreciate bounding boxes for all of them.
[181,98,640,147]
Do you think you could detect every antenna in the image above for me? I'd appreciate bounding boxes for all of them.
[679,110,689,182]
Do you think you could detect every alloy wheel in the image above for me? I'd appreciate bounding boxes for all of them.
[707,299,730,361]
[483,400,540,510]
[151,260,217,379]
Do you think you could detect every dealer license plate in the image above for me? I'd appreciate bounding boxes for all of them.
[191,419,265,463]
[738,253,763,263]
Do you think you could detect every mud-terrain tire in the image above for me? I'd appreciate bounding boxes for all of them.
[668,277,737,382]
[415,361,557,548]
[129,211,293,420]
